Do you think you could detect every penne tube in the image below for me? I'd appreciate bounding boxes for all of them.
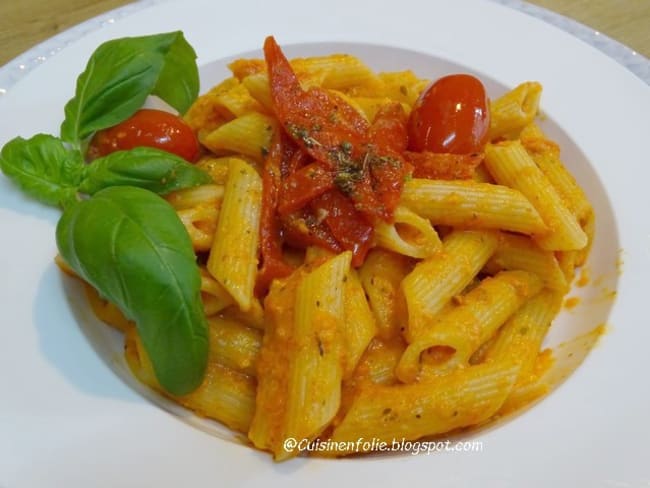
[489,81,542,140]
[220,298,266,331]
[374,205,442,259]
[183,77,239,132]
[484,290,563,381]
[208,316,262,377]
[207,158,262,311]
[213,82,267,118]
[281,252,351,460]
[200,267,234,315]
[292,54,377,90]
[328,361,519,452]
[250,253,351,460]
[401,179,547,235]
[342,269,377,379]
[520,123,593,221]
[485,141,587,251]
[359,249,413,340]
[242,73,274,111]
[484,232,568,291]
[124,327,256,434]
[352,338,406,386]
[176,204,220,252]
[248,271,302,455]
[401,230,499,341]
[201,112,276,162]
[397,270,543,382]
[165,184,224,210]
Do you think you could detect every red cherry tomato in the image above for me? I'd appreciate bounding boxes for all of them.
[88,109,200,162]
[408,74,490,154]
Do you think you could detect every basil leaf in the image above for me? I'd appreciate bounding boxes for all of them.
[56,186,208,395]
[79,147,211,195]
[151,34,200,116]
[61,31,199,145]
[0,134,84,208]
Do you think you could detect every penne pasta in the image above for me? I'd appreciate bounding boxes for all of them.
[250,253,351,460]
[177,204,220,251]
[213,81,267,118]
[484,141,587,251]
[208,316,262,377]
[281,252,351,459]
[351,338,407,386]
[397,270,543,382]
[401,230,500,341]
[201,112,276,162]
[124,327,256,434]
[359,249,413,340]
[520,123,593,222]
[484,289,563,381]
[183,76,238,132]
[200,267,234,315]
[484,232,568,291]
[207,158,262,311]
[329,361,520,452]
[401,179,547,235]
[489,81,542,140]
[292,54,377,90]
[374,205,442,259]
[166,184,224,210]
[342,269,377,379]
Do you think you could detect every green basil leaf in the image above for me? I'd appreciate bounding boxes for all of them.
[79,147,211,195]
[0,134,84,208]
[60,31,199,145]
[56,186,208,395]
[151,34,200,116]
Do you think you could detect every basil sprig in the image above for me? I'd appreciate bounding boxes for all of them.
[80,146,211,196]
[56,186,209,395]
[0,134,84,208]
[0,31,211,395]
[61,31,199,147]
[0,136,210,207]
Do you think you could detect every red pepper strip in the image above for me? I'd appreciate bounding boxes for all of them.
[256,133,295,296]
[405,151,484,180]
[281,209,343,253]
[264,36,387,222]
[277,163,335,216]
[366,103,412,218]
[281,146,309,179]
[369,102,409,154]
[264,36,369,164]
[311,189,374,267]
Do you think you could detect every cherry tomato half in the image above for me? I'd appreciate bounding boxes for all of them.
[408,74,490,154]
[88,109,200,162]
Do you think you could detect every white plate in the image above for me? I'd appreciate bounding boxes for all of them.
[1,1,649,486]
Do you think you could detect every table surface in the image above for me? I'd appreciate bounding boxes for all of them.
[0,0,648,68]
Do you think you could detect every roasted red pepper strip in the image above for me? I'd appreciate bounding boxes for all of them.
[264,36,368,163]
[369,102,409,154]
[264,36,387,222]
[278,162,335,216]
[256,133,295,296]
[280,146,309,179]
[281,209,342,253]
[366,103,412,216]
[405,151,484,180]
[310,189,374,267]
